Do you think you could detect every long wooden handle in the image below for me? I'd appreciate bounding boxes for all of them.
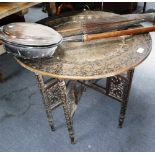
[84,26,155,42]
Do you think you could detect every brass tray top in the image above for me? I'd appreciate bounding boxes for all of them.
[16,11,152,80]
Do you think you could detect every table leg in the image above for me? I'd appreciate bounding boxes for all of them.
[118,69,134,128]
[35,73,55,131]
[58,80,76,144]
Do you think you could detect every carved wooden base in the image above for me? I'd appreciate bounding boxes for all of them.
[35,69,134,144]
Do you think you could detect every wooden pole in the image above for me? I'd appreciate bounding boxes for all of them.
[84,26,155,41]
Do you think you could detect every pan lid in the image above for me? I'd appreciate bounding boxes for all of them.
[2,22,62,46]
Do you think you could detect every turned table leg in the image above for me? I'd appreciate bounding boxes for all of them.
[35,73,55,131]
[58,80,76,144]
[106,69,135,128]
[118,69,134,128]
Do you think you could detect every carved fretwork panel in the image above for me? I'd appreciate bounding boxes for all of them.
[45,83,62,107]
[45,80,85,117]
[45,81,76,116]
[106,75,130,103]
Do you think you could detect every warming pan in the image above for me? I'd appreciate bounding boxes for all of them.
[0,22,62,59]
